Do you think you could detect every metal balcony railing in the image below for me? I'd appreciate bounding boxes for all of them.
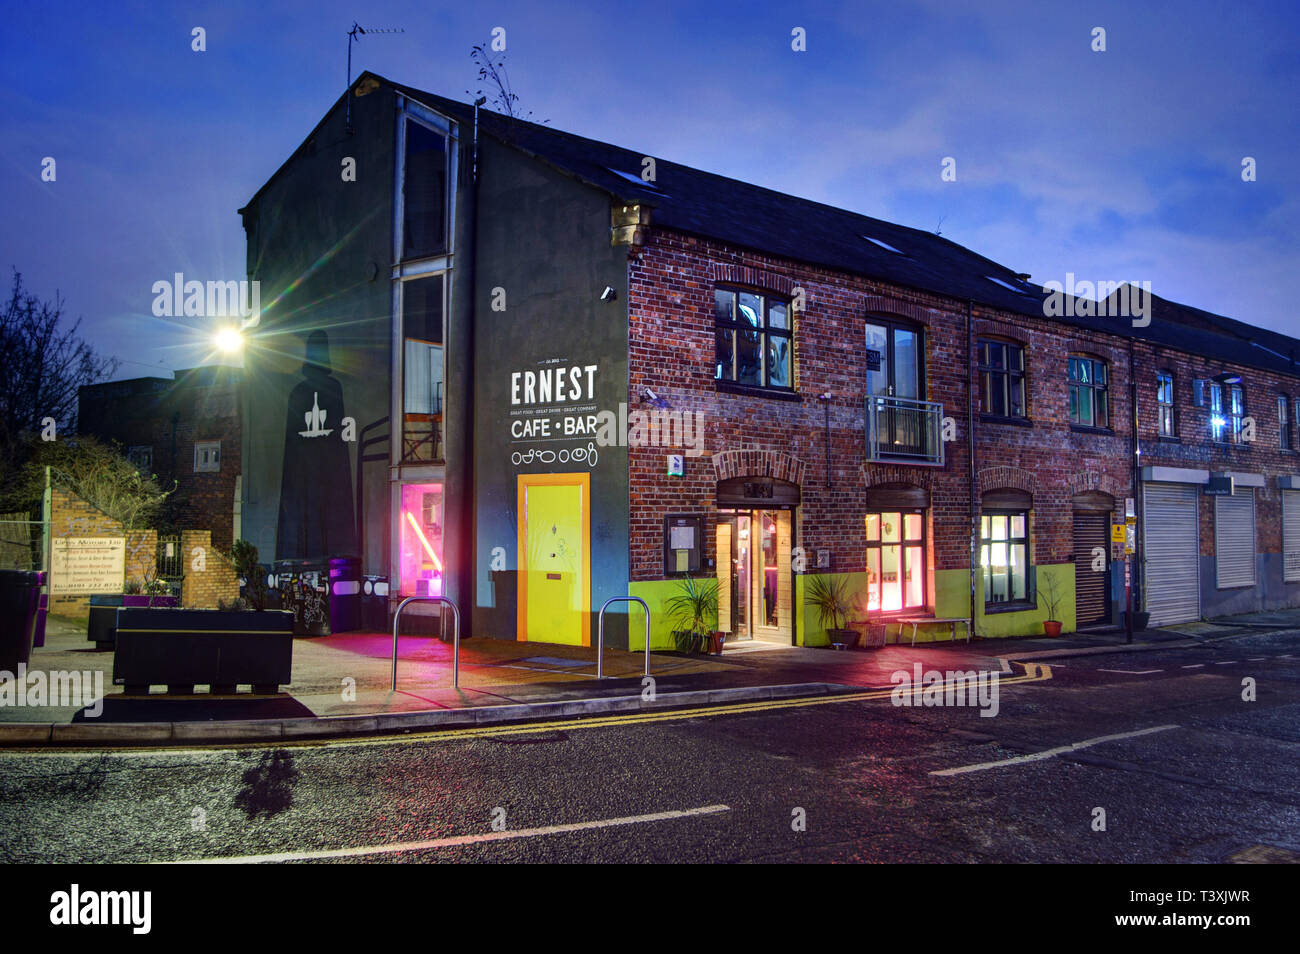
[865,395,944,465]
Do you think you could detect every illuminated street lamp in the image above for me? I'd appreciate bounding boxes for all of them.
[214,326,243,353]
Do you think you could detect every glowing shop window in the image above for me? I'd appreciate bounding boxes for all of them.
[864,510,927,614]
[399,482,444,597]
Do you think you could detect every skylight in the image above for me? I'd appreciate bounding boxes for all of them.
[606,167,662,191]
[986,275,1036,296]
[862,235,903,254]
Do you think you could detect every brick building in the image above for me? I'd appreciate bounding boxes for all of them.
[238,72,1300,645]
[77,365,242,550]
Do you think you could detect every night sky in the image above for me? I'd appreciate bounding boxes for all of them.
[3,0,1297,381]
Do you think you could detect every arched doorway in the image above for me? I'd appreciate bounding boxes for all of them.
[716,476,799,644]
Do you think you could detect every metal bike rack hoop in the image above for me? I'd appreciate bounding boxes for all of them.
[596,596,651,679]
[391,596,461,691]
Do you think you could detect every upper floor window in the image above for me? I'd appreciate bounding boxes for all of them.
[1068,356,1109,428]
[400,274,445,462]
[977,339,1026,419]
[1281,395,1294,450]
[714,288,792,391]
[1156,372,1175,437]
[1210,381,1245,443]
[194,441,220,473]
[402,118,449,260]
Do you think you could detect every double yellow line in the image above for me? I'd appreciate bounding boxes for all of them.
[301,661,1054,752]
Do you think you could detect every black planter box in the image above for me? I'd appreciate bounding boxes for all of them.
[113,608,295,694]
[88,595,124,648]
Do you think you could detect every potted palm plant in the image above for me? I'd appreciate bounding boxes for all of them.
[665,577,719,655]
[806,574,860,649]
[1039,571,1065,637]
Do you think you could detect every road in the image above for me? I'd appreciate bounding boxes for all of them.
[2,630,1299,863]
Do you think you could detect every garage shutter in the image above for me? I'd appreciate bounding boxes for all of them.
[1073,512,1110,626]
[1284,491,1300,583]
[1143,483,1200,626]
[1215,489,1255,588]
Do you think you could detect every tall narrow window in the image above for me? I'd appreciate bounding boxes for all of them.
[1156,372,1175,437]
[401,274,444,462]
[1281,395,1294,450]
[1068,356,1109,428]
[978,339,1027,419]
[402,119,448,260]
[980,511,1029,605]
[714,287,793,391]
[1229,384,1245,442]
[1209,381,1226,442]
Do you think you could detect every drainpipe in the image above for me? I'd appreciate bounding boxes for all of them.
[457,107,482,639]
[967,299,977,639]
[1128,338,1139,644]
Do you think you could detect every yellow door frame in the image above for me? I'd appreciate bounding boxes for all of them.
[517,472,591,645]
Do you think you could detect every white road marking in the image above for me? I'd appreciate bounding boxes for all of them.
[165,804,732,864]
[931,725,1179,777]
[1097,668,1163,675]
[1182,664,1205,669]
[1215,661,1236,666]
[1247,657,1266,661]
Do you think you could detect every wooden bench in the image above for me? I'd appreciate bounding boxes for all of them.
[895,616,971,647]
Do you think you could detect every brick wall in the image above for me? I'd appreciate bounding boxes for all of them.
[625,227,1300,613]
[179,529,240,609]
[48,489,157,618]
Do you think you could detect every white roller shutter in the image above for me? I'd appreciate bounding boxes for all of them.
[1143,482,1200,625]
[1215,489,1255,588]
[1284,491,1300,583]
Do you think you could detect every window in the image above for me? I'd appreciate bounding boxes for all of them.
[127,445,153,474]
[397,482,443,597]
[980,511,1029,606]
[1229,384,1245,442]
[1281,395,1294,450]
[978,339,1026,418]
[1210,381,1245,443]
[864,510,926,614]
[402,118,448,260]
[714,287,792,391]
[401,274,445,462]
[1068,356,1108,428]
[194,441,220,473]
[1156,372,1175,437]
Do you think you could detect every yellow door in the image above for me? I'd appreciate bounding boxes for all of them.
[518,473,590,645]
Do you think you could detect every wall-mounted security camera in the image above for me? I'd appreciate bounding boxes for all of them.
[600,286,617,301]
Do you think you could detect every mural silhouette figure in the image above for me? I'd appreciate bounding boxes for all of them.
[276,330,357,560]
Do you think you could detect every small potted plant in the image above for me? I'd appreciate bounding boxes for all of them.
[806,574,860,649]
[666,577,718,655]
[1039,571,1065,637]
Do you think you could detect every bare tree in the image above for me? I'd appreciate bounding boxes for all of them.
[0,270,117,470]
[468,41,549,124]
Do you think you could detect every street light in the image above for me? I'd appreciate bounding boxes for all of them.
[214,326,243,353]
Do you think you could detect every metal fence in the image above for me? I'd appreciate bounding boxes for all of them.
[156,534,183,587]
[0,513,44,571]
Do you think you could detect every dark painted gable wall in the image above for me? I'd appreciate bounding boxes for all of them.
[471,135,631,644]
[240,85,396,573]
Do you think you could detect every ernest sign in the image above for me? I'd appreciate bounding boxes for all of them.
[50,537,126,595]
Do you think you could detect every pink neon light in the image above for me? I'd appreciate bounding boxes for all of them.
[404,510,444,571]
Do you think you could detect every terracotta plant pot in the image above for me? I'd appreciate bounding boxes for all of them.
[1043,620,1063,637]
[709,631,726,654]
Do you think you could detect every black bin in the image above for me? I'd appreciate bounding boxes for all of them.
[0,570,44,672]
[328,557,362,633]
[360,576,389,632]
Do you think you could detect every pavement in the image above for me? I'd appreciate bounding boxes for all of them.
[2,608,1297,746]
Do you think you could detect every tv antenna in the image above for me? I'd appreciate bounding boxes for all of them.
[347,22,405,133]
